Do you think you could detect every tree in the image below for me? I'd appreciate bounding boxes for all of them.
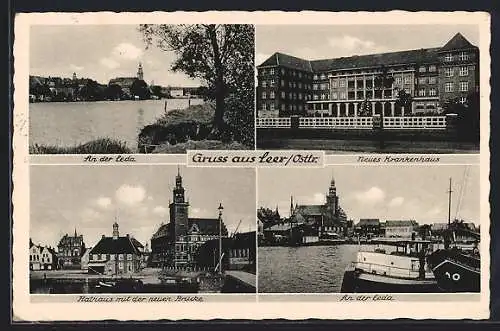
[150,85,164,99]
[395,89,413,115]
[130,79,150,100]
[139,24,255,143]
[105,84,124,100]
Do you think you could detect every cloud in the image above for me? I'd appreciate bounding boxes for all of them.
[354,187,385,204]
[96,196,112,209]
[388,197,405,207]
[115,184,146,205]
[80,208,102,223]
[112,43,143,60]
[69,64,84,71]
[328,35,386,56]
[153,206,168,216]
[100,57,120,69]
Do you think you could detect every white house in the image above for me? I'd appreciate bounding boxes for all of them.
[170,89,184,98]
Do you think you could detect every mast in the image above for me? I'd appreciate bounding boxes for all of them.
[447,177,453,227]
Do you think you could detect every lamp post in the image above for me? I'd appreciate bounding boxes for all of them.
[218,203,224,275]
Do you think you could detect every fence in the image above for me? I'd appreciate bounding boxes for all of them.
[256,116,447,130]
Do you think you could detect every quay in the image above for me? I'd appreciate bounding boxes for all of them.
[223,271,256,293]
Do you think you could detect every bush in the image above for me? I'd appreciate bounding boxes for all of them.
[30,138,132,154]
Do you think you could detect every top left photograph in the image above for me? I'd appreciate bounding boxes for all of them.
[28,24,255,154]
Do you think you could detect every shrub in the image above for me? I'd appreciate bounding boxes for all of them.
[30,138,132,154]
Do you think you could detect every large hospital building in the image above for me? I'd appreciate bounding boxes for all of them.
[256,33,479,118]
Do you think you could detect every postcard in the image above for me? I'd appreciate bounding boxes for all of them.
[12,11,491,321]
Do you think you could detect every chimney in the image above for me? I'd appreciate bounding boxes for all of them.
[102,235,105,239]
[126,234,130,238]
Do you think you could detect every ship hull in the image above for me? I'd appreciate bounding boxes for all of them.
[341,270,441,293]
[427,249,480,293]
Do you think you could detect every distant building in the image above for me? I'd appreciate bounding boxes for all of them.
[384,220,419,238]
[150,168,228,268]
[30,239,58,271]
[195,231,256,273]
[108,63,145,97]
[170,89,184,98]
[355,219,382,237]
[87,222,144,275]
[290,176,348,237]
[57,229,86,269]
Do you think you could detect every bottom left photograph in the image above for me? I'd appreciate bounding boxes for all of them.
[29,165,256,294]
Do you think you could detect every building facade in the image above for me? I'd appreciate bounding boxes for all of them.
[87,223,144,275]
[384,220,420,238]
[30,239,58,271]
[257,33,479,118]
[290,177,348,237]
[150,169,228,268]
[56,229,86,269]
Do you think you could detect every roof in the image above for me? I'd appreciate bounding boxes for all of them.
[440,33,477,52]
[257,33,476,73]
[385,220,419,227]
[295,204,325,216]
[130,237,144,249]
[188,218,228,236]
[258,52,313,72]
[358,219,380,226]
[151,223,173,239]
[265,223,292,232]
[90,236,141,255]
[310,48,441,72]
[108,77,137,87]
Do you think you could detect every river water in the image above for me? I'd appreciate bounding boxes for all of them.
[258,245,364,293]
[29,99,204,152]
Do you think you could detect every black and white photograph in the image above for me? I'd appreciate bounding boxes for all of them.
[29,165,256,293]
[29,24,255,154]
[257,166,481,293]
[255,25,481,154]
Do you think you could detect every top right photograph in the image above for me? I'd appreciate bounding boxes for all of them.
[255,25,482,154]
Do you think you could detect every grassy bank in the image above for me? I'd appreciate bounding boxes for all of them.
[138,102,252,153]
[30,138,132,154]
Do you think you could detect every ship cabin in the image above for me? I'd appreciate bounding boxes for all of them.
[353,240,435,280]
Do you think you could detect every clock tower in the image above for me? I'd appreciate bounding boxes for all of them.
[169,167,189,239]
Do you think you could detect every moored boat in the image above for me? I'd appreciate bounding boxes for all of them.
[341,240,440,293]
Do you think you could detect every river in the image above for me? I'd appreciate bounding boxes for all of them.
[258,245,367,293]
[29,98,204,152]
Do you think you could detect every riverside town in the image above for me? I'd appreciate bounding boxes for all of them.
[29,24,255,154]
[256,30,480,154]
[258,166,480,293]
[30,167,256,294]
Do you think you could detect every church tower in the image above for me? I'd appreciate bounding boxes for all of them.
[326,177,339,217]
[137,63,144,80]
[169,167,189,239]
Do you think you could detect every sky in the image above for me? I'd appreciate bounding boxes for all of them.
[256,25,480,66]
[30,165,256,250]
[258,165,480,226]
[30,25,202,87]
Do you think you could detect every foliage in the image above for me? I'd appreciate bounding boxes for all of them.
[138,24,254,146]
[152,140,249,154]
[30,138,131,154]
[104,84,124,100]
[130,79,151,100]
[442,91,480,142]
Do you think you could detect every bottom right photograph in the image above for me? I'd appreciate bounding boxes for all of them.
[257,165,481,294]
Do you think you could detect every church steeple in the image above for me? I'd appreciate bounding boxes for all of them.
[173,166,185,203]
[137,62,144,80]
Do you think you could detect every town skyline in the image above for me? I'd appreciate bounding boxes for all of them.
[258,165,480,226]
[30,166,256,250]
[30,25,203,88]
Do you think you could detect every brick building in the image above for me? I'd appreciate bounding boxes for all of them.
[56,229,86,269]
[257,33,479,118]
[150,168,228,268]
